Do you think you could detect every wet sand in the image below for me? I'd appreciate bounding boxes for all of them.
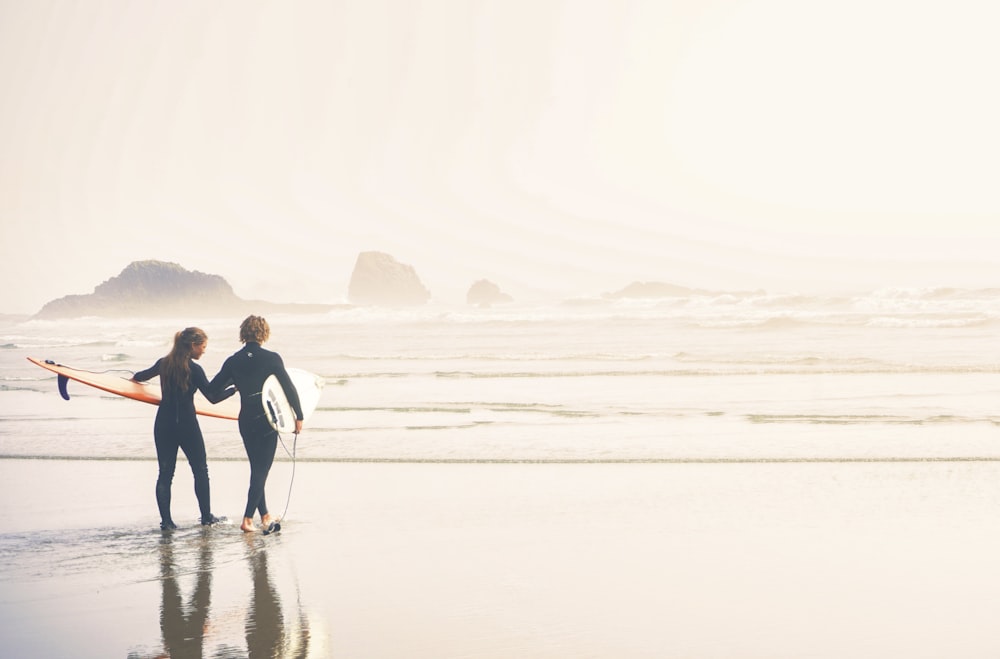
[3,457,1000,658]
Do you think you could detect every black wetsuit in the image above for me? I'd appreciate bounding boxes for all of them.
[134,359,235,526]
[209,342,304,520]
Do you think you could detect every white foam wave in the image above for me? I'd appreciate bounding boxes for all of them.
[864,315,994,329]
[6,285,1000,329]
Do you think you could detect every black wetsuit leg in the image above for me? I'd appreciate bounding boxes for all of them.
[155,416,212,523]
[177,424,212,521]
[153,421,180,525]
[240,416,278,519]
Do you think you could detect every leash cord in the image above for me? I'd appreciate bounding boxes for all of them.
[275,431,297,522]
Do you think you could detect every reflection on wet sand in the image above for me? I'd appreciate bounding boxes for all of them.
[129,530,312,659]
[159,533,213,659]
[243,536,311,659]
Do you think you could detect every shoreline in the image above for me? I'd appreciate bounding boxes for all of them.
[8,453,1000,463]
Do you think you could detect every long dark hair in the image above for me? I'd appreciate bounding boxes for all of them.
[161,327,207,393]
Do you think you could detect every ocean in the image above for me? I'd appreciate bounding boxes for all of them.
[5,288,1000,658]
[3,286,1000,463]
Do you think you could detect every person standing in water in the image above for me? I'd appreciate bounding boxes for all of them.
[133,327,236,530]
[210,315,304,533]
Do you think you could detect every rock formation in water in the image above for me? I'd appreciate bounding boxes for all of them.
[347,251,431,306]
[466,279,513,307]
[34,260,335,318]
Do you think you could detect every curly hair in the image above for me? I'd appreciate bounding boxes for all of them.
[239,315,270,344]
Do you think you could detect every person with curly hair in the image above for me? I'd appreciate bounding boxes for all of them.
[210,316,304,533]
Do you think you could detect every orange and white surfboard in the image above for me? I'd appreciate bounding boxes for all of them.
[27,356,241,420]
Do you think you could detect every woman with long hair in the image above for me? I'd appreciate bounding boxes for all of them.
[133,327,235,530]
[210,315,303,533]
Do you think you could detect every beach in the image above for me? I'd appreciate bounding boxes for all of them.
[5,296,1000,657]
[3,457,1000,658]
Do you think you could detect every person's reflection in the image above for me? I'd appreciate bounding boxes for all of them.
[158,533,213,659]
[146,532,313,659]
[243,537,311,659]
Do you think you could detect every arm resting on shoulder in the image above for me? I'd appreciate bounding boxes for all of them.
[200,366,237,404]
[202,383,237,405]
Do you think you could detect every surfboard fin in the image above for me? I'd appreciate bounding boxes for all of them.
[57,374,71,400]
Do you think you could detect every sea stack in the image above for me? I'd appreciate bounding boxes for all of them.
[466,279,513,307]
[347,251,431,306]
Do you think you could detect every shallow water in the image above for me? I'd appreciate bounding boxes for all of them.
[4,292,1000,463]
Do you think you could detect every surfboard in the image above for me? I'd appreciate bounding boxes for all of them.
[261,367,324,433]
[28,356,241,420]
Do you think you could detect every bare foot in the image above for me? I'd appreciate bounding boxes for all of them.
[241,517,257,533]
[261,514,277,527]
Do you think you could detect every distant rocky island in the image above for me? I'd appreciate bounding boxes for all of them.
[466,279,513,307]
[32,255,754,319]
[347,251,431,306]
[33,260,337,319]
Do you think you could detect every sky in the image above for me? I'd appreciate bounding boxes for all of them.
[2,0,999,314]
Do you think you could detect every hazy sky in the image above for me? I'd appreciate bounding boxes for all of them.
[2,0,999,313]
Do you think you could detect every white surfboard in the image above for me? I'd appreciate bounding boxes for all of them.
[262,367,324,433]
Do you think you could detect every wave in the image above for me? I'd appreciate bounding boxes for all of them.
[672,352,892,368]
[427,364,1000,378]
[869,286,1000,300]
[308,294,1000,330]
[685,312,1000,331]
[688,316,814,330]
[321,350,998,378]
[8,287,1000,331]
[0,337,120,350]
[748,413,1000,426]
[0,383,45,393]
[864,315,999,329]
[325,352,658,363]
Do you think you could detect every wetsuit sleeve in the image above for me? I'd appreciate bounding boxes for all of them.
[274,355,305,420]
[193,363,236,404]
[133,358,162,382]
[206,359,236,399]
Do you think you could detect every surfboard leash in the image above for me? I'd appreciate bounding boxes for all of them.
[264,430,298,536]
[41,359,137,400]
